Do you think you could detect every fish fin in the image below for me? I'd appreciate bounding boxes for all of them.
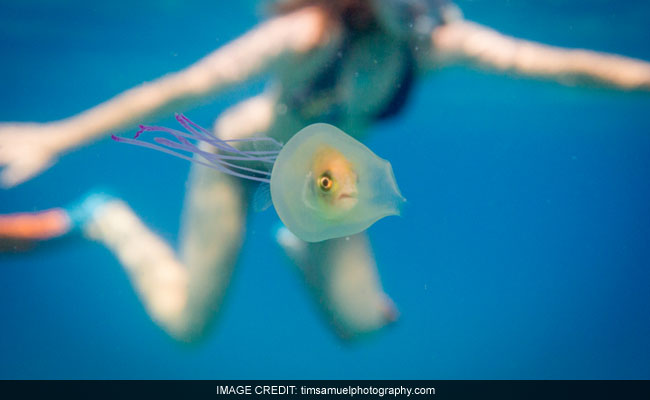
[253,135,283,154]
[252,183,273,212]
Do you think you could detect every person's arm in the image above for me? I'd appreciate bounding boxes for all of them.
[0,6,329,188]
[430,20,650,90]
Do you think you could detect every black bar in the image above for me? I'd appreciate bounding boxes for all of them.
[1,380,649,400]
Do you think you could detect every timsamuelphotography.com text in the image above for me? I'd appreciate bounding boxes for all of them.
[216,385,435,397]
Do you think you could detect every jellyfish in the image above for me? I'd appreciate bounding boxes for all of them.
[111,114,405,242]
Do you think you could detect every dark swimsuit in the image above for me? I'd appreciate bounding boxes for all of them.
[284,0,454,125]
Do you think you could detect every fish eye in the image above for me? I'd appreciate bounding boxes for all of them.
[318,173,333,192]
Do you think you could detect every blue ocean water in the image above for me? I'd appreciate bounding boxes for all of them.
[0,0,649,379]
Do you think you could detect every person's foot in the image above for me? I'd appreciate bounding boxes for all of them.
[0,208,71,241]
[66,191,117,231]
[0,190,117,248]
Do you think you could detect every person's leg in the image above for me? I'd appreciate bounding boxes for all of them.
[277,228,398,339]
[0,93,275,341]
[173,153,248,340]
[0,208,72,252]
[89,93,277,341]
[82,165,248,341]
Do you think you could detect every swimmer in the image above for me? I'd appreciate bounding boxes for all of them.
[1,0,649,341]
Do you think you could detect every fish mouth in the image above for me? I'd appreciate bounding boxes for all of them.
[336,191,359,211]
[338,192,358,200]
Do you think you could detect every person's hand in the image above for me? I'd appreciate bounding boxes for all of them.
[0,122,63,188]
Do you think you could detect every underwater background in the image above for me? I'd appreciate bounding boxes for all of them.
[1,0,649,379]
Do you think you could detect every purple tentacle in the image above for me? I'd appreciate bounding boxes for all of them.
[111,114,280,183]
[177,113,283,154]
[153,137,272,177]
[175,114,257,157]
[153,137,275,164]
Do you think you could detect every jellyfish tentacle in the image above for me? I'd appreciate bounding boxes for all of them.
[178,113,279,146]
[138,122,243,155]
[114,135,271,183]
[112,115,278,183]
[178,113,283,152]
[243,150,281,155]
[176,114,269,158]
[111,134,232,173]
[136,116,282,164]
[194,153,273,177]
[142,116,278,162]
[174,114,230,150]
[153,137,276,165]
[182,144,273,178]
[151,134,276,177]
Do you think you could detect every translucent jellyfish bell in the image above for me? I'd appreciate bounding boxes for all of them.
[112,115,405,242]
[271,123,405,242]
